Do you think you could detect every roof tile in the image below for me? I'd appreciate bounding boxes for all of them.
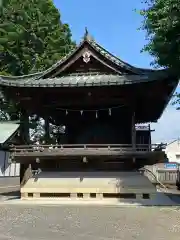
[0,73,158,88]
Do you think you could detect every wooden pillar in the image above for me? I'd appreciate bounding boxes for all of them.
[19,108,29,185]
[66,124,73,144]
[20,108,29,144]
[131,112,136,164]
[66,115,77,144]
[148,124,152,151]
[44,116,50,143]
[131,112,136,148]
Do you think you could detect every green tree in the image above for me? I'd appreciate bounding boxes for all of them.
[0,0,75,122]
[139,0,180,71]
[139,0,180,107]
[0,0,75,76]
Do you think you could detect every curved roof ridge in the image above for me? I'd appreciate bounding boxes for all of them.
[90,40,140,73]
[90,40,170,74]
[66,72,120,76]
[39,37,140,78]
[0,71,44,80]
[38,44,81,79]
[37,30,148,78]
[0,31,172,81]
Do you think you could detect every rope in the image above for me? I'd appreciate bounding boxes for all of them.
[140,167,168,192]
[47,104,127,112]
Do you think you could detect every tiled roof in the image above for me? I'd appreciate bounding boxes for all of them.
[38,36,153,78]
[0,31,172,86]
[0,73,163,88]
[0,72,44,84]
[0,122,19,144]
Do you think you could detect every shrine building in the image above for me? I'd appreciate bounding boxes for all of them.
[0,30,178,200]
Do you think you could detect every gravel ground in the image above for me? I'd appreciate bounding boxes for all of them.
[0,205,180,240]
[0,177,180,239]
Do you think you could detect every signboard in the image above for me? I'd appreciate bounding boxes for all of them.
[135,125,149,131]
[164,163,178,169]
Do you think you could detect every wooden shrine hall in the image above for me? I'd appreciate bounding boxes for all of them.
[0,30,179,200]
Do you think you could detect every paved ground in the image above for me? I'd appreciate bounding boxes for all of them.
[0,177,19,187]
[0,177,20,200]
[0,205,180,240]
[0,177,180,239]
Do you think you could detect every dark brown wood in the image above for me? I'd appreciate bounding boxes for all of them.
[131,112,136,149]
[12,143,164,148]
[13,151,165,165]
[2,76,175,123]
[20,108,29,144]
[11,143,166,151]
[13,149,162,157]
[11,144,165,163]
[44,41,131,78]
[131,112,136,164]
[44,116,50,143]
[63,57,117,75]
[52,49,122,77]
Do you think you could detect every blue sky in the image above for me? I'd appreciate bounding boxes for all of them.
[54,0,180,143]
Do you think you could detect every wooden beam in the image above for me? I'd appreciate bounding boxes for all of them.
[14,150,164,163]
[131,112,136,148]
[20,108,30,144]
[44,116,50,143]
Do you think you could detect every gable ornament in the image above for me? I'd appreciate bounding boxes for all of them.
[82,51,91,63]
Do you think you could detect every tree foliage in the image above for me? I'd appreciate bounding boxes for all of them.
[139,0,180,73]
[0,0,75,125]
[139,0,180,109]
[0,0,76,76]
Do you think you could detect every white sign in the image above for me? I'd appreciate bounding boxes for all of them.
[164,163,178,169]
[135,125,149,131]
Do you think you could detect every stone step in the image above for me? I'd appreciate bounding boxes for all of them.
[21,171,157,200]
[21,192,155,200]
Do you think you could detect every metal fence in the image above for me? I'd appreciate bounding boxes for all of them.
[143,163,180,186]
[157,169,179,185]
[0,151,20,177]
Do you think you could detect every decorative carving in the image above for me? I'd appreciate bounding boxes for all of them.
[82,51,91,63]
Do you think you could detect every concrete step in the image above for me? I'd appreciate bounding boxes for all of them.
[21,171,157,200]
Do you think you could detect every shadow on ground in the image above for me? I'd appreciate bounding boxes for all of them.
[0,190,20,200]
[164,193,180,205]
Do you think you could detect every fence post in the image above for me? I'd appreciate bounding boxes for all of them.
[176,166,180,190]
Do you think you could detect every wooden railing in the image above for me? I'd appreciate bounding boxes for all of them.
[10,143,166,154]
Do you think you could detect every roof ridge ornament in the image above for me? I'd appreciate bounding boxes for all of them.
[83,27,93,41]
